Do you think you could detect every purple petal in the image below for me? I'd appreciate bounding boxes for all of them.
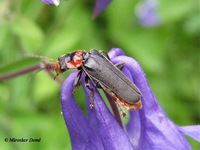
[136,0,160,26]
[40,0,60,6]
[109,48,192,149]
[93,0,112,18]
[108,48,125,59]
[179,125,200,142]
[61,48,198,149]
[82,81,134,150]
[61,71,103,149]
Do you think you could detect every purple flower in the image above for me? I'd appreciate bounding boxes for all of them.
[136,0,160,26]
[61,48,200,149]
[93,0,112,18]
[40,0,60,6]
[40,0,111,17]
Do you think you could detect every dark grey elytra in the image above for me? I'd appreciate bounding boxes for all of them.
[58,49,142,110]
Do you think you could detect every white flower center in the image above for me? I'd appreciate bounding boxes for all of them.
[53,0,60,6]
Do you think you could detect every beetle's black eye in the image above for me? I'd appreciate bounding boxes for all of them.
[65,53,75,63]
[58,55,67,72]
[65,54,71,62]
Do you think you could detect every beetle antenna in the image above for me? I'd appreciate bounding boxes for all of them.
[23,54,56,63]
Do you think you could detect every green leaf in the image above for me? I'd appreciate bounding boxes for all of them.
[0,57,40,74]
[11,16,44,52]
[159,0,193,23]
[0,24,9,50]
[183,13,200,35]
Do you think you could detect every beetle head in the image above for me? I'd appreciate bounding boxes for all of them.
[58,50,85,71]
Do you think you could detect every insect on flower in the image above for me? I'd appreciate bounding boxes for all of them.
[28,49,142,113]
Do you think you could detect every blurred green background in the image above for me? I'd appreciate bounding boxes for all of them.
[0,0,199,149]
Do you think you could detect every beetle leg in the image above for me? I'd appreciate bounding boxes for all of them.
[73,70,83,94]
[98,82,128,117]
[95,82,102,88]
[115,100,127,118]
[115,62,125,71]
[85,76,94,109]
[99,50,111,60]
